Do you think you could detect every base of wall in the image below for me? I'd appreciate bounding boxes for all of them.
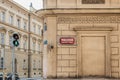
[46,76,119,79]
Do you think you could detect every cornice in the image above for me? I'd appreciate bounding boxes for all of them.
[7,0,29,13]
[30,32,42,39]
[0,21,29,34]
[37,8,120,17]
[73,27,113,31]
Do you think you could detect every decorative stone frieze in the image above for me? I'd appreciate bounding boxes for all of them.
[82,0,105,4]
[58,16,120,24]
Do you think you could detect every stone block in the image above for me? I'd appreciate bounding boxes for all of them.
[62,67,76,72]
[62,55,76,60]
[57,72,69,77]
[57,55,62,60]
[111,55,119,60]
[57,60,69,67]
[110,35,119,43]
[62,31,76,35]
[57,31,62,35]
[70,60,77,67]
[58,24,69,30]
[69,72,77,77]
[112,72,119,78]
[57,48,62,54]
[112,67,119,72]
[57,0,76,8]
[111,43,119,47]
[111,47,119,55]
[70,48,76,54]
[57,67,62,72]
[61,48,69,54]
[112,60,119,67]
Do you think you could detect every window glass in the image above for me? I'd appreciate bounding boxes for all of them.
[1,12,5,22]
[17,19,20,28]
[38,26,41,35]
[23,40,27,49]
[33,24,36,33]
[24,22,27,30]
[1,33,4,45]
[9,36,12,46]
[0,57,3,68]
[33,42,36,51]
[9,15,13,25]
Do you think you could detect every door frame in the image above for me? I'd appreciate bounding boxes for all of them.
[77,31,111,78]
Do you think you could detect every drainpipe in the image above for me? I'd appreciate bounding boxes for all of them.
[28,13,31,78]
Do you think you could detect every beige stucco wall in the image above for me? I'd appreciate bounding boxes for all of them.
[39,11,120,78]
[39,0,120,78]
[44,0,120,9]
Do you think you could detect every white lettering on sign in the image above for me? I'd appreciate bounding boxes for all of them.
[60,37,75,44]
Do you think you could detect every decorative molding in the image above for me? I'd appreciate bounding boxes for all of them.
[73,27,113,31]
[38,68,42,70]
[111,47,119,55]
[57,16,120,24]
[23,35,28,39]
[8,30,14,34]
[23,68,27,70]
[0,26,7,33]
[32,37,36,43]
[110,35,119,43]
[38,39,42,44]
[18,32,22,38]
[82,0,105,4]
[33,68,37,70]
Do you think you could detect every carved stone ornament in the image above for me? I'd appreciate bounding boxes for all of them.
[57,16,120,24]
[82,0,105,4]
[23,35,27,40]
[32,37,36,43]
[0,26,7,33]
[17,32,22,38]
[8,30,14,34]
[38,39,42,44]
[23,35,27,38]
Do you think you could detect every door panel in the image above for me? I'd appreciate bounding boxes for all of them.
[82,36,105,76]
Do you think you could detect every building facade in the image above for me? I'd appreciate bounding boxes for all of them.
[0,0,43,78]
[37,0,120,78]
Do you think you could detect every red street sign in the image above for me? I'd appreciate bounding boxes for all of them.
[60,37,75,44]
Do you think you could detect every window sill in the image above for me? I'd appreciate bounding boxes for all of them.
[23,68,27,70]
[33,68,37,70]
[38,68,42,70]
[0,68,6,70]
